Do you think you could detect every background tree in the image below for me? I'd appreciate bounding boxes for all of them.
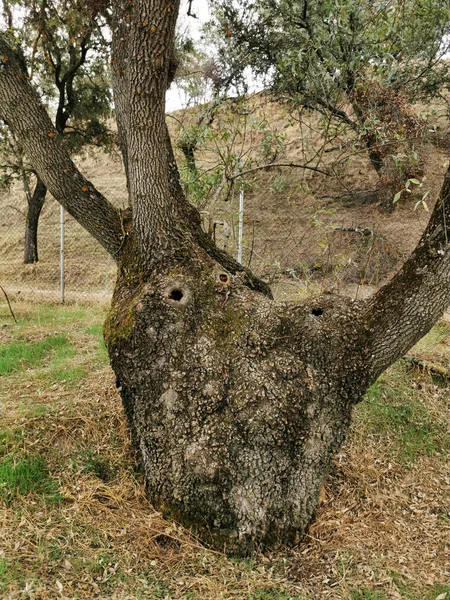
[2,0,450,555]
[0,0,114,264]
[206,0,450,207]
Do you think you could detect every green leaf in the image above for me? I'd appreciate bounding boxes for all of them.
[393,191,402,203]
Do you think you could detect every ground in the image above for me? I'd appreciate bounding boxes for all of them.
[0,301,449,599]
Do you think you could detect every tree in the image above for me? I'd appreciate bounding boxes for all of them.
[207,0,450,205]
[1,0,450,555]
[0,0,114,264]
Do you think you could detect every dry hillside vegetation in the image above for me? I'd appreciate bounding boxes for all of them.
[0,95,449,301]
[168,94,449,296]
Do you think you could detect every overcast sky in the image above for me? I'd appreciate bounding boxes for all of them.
[166,0,212,112]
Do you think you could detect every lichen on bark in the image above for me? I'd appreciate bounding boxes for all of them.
[105,249,368,554]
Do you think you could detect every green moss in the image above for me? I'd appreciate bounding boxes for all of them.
[103,281,143,348]
[208,304,249,349]
[104,302,136,348]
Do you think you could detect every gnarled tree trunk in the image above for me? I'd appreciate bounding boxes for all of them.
[24,177,47,264]
[2,2,450,555]
[105,256,367,553]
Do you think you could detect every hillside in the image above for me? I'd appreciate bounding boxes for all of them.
[0,95,448,303]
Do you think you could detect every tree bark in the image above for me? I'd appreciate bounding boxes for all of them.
[0,35,123,258]
[24,176,47,264]
[105,255,368,553]
[2,8,450,555]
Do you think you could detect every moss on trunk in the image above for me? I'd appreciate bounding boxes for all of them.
[104,249,369,554]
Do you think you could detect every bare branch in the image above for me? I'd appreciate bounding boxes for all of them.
[0,285,17,323]
[227,161,330,181]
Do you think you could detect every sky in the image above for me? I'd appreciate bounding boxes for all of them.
[0,0,255,114]
[166,0,212,112]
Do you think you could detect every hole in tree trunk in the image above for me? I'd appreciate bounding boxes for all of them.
[168,289,184,301]
[311,307,323,317]
[164,282,191,307]
[218,273,230,283]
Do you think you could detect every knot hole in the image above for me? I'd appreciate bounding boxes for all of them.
[168,288,183,301]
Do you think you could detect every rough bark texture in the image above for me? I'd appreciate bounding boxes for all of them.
[24,177,47,264]
[105,248,367,553]
[3,3,450,555]
[111,0,183,263]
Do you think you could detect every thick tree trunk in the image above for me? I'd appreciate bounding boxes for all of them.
[104,247,368,554]
[180,140,198,176]
[24,177,47,264]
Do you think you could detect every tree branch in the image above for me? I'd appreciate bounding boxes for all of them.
[0,285,17,323]
[0,34,123,258]
[227,161,330,181]
[360,165,450,383]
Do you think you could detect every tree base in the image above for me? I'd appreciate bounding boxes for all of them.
[104,256,367,554]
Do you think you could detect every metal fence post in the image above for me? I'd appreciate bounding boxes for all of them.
[60,205,65,304]
[238,189,244,264]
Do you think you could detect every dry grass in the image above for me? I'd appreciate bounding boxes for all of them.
[0,303,449,599]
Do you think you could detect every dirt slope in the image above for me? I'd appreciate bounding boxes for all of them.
[0,96,448,301]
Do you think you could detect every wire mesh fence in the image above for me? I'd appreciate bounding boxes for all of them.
[0,169,433,307]
[0,194,118,304]
[210,179,431,302]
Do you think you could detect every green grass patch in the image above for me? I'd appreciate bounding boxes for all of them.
[0,334,70,375]
[0,306,109,388]
[86,323,104,342]
[86,323,108,363]
[0,558,15,593]
[360,364,450,464]
[351,583,450,600]
[0,428,23,458]
[48,363,87,384]
[18,404,48,417]
[0,455,62,504]
[12,305,91,328]
[424,585,450,600]
[79,449,118,482]
[413,321,450,353]
[388,572,450,600]
[351,590,388,600]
